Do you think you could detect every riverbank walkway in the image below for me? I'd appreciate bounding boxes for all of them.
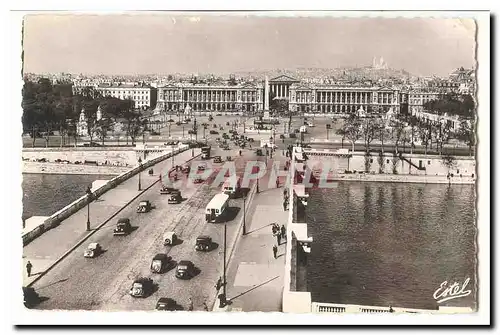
[22,149,199,287]
[213,152,289,312]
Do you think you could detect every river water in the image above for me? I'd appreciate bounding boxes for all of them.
[306,182,476,310]
[22,173,116,223]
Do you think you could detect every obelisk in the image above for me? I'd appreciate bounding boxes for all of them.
[264,76,270,111]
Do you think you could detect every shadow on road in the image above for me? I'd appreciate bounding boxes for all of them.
[37,277,69,290]
[246,222,274,235]
[221,207,241,222]
[228,275,280,301]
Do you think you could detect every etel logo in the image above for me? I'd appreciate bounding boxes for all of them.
[433,278,472,304]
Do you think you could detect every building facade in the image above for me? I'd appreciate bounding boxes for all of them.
[96,83,158,110]
[155,82,264,113]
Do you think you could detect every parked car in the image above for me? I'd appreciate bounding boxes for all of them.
[210,130,219,135]
[195,235,213,251]
[188,129,197,135]
[23,287,40,308]
[155,298,179,311]
[84,242,102,258]
[163,231,177,246]
[175,260,195,279]
[129,277,154,298]
[150,253,173,274]
[137,200,152,213]
[256,149,263,156]
[113,218,132,236]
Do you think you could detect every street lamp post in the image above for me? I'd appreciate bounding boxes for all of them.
[86,186,92,231]
[168,123,171,138]
[138,157,142,191]
[183,126,185,138]
[242,193,247,235]
[219,223,228,308]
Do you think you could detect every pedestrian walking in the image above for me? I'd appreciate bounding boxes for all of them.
[26,261,32,277]
[283,200,287,211]
[272,245,278,259]
[276,177,280,188]
[188,297,194,311]
[281,225,286,239]
[277,233,281,245]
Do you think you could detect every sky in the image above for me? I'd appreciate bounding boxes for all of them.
[22,14,477,77]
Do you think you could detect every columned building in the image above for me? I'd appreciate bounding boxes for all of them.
[268,75,300,99]
[289,84,401,114]
[156,82,264,113]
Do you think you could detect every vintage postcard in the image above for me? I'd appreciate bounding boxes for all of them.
[12,10,490,326]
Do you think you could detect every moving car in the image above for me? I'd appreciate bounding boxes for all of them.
[137,200,152,213]
[150,253,173,274]
[213,156,222,163]
[113,218,132,236]
[197,163,207,171]
[182,164,191,174]
[256,149,263,156]
[160,186,177,195]
[209,130,219,135]
[168,191,182,204]
[129,278,154,298]
[175,260,195,279]
[155,298,179,311]
[84,242,102,258]
[193,177,204,184]
[163,231,177,245]
[195,235,213,251]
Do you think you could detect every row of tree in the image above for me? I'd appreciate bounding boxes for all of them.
[336,112,475,156]
[22,78,146,146]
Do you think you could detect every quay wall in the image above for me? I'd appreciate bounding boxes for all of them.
[22,147,137,167]
[22,145,189,246]
[304,149,476,180]
[22,161,130,175]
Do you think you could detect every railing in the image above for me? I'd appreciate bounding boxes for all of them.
[312,302,473,314]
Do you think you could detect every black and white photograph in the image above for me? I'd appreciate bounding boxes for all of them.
[7,8,490,326]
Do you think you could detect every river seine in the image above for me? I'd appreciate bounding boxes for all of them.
[306,182,476,310]
[22,173,116,222]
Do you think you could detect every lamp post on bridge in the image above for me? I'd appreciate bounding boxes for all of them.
[218,223,228,308]
[85,186,93,231]
[242,192,247,235]
[138,157,143,191]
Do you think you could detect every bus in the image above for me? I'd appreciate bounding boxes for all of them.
[222,176,242,198]
[201,146,211,160]
[205,193,230,223]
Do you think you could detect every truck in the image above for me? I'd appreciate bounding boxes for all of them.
[205,193,230,223]
[201,146,211,160]
[222,176,242,198]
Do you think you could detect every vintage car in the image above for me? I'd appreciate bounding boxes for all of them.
[213,156,222,163]
[195,235,213,251]
[137,200,152,213]
[247,137,255,142]
[150,253,173,274]
[256,149,263,156]
[129,277,154,298]
[223,145,230,150]
[175,260,195,279]
[193,177,204,184]
[226,156,232,161]
[197,163,207,171]
[182,165,191,174]
[160,186,177,195]
[163,231,177,246]
[113,218,132,236]
[84,242,102,258]
[209,130,219,135]
[168,191,182,204]
[23,287,40,308]
[155,298,178,311]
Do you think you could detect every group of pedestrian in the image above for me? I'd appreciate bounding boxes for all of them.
[271,223,287,248]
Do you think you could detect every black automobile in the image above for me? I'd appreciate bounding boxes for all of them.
[23,287,40,308]
[210,130,219,135]
[113,218,132,236]
[175,260,195,279]
[129,277,155,298]
[256,149,263,156]
[155,297,180,311]
[150,254,173,274]
[188,129,197,135]
[195,235,213,251]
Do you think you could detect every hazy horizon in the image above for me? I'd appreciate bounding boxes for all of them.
[22,14,476,77]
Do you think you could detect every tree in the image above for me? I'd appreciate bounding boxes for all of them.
[391,119,405,154]
[82,98,100,144]
[457,118,475,156]
[340,114,362,152]
[442,154,458,175]
[418,123,433,155]
[96,118,114,145]
[361,118,381,153]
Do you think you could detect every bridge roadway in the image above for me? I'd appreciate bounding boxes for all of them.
[30,146,257,311]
